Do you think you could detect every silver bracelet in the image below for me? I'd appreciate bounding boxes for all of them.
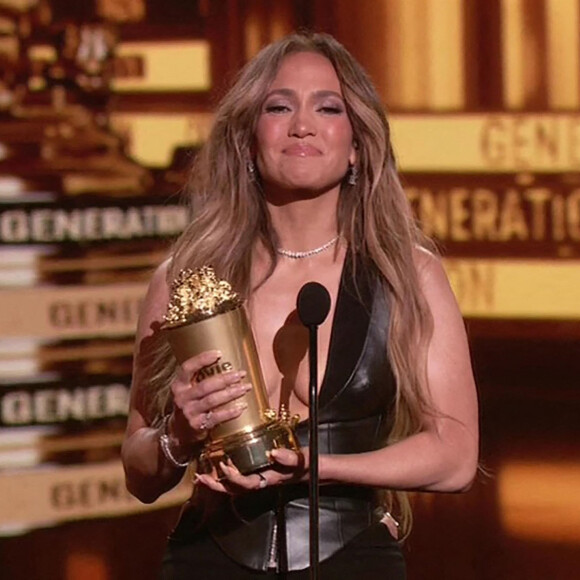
[159,415,190,468]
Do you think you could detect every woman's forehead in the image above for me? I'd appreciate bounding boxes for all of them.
[269,52,342,93]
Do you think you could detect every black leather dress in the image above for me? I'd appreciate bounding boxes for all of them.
[162,258,405,578]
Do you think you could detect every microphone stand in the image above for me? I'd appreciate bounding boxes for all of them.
[297,281,330,580]
[307,322,320,580]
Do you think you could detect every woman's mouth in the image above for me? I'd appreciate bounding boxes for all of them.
[282,144,322,157]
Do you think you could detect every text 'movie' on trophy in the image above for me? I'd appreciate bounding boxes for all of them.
[162,266,300,475]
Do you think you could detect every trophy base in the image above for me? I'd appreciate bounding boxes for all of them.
[199,420,300,476]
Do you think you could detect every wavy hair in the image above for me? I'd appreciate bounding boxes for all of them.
[148,32,435,538]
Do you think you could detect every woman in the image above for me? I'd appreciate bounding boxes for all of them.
[122,32,479,579]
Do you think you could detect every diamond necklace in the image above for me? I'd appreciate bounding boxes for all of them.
[276,235,340,259]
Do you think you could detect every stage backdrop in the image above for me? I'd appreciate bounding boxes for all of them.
[0,1,578,579]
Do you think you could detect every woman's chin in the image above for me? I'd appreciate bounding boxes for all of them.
[265,187,331,205]
[263,178,342,202]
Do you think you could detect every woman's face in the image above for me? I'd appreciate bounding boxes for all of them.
[254,51,356,198]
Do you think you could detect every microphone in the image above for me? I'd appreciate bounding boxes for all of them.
[296,281,331,580]
[297,282,331,327]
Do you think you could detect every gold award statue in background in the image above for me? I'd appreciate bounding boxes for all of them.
[162,266,300,475]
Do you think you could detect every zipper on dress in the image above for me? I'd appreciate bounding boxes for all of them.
[267,521,278,570]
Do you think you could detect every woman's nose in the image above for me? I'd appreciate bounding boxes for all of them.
[289,109,316,137]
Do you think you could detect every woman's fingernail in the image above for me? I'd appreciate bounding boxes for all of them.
[234,402,248,411]
[225,370,246,383]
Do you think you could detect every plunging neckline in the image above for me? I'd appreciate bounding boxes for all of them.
[294,252,375,424]
[311,253,348,410]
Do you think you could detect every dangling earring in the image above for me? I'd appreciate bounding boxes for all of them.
[247,160,257,182]
[348,164,358,186]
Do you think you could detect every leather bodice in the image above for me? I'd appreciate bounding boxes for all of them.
[183,257,397,571]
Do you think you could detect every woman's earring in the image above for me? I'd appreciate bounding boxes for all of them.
[348,164,358,186]
[247,160,257,182]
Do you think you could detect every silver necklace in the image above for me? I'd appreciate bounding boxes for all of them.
[276,235,340,259]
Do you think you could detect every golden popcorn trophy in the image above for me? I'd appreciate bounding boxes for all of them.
[162,267,300,475]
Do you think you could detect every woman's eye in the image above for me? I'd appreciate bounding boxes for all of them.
[319,105,343,115]
[265,104,290,114]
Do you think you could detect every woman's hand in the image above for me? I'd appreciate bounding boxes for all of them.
[168,350,252,451]
[195,447,309,494]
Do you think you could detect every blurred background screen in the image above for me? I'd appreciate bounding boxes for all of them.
[0,1,578,579]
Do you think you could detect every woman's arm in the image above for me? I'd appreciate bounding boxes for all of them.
[320,250,479,492]
[122,262,184,503]
[121,262,250,503]
[198,250,479,494]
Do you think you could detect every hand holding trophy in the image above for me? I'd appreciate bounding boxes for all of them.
[162,266,300,475]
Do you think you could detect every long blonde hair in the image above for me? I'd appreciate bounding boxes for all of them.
[151,32,434,537]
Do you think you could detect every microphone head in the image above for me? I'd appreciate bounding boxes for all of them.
[297,282,331,327]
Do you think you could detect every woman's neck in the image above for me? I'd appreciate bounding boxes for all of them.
[265,187,340,252]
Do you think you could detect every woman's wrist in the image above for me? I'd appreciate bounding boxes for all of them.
[318,453,331,483]
[318,454,343,485]
[159,414,198,468]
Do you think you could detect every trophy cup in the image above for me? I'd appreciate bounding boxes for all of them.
[162,266,300,475]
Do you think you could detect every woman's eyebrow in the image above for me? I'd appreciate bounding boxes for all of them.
[264,89,344,100]
[264,88,295,99]
[312,90,344,100]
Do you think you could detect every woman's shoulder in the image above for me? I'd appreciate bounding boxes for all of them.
[412,246,463,321]
[413,245,443,280]
[146,258,172,299]
[149,257,172,288]
[138,257,172,331]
